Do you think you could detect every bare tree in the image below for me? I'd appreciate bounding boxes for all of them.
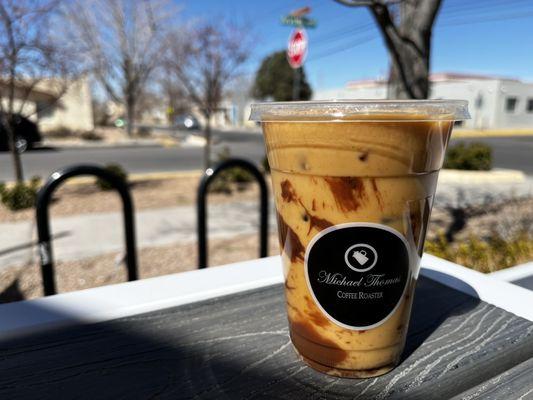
[68,0,177,137]
[335,0,442,99]
[157,64,191,125]
[0,0,78,182]
[164,21,251,169]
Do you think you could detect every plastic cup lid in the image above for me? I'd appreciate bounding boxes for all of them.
[249,99,470,122]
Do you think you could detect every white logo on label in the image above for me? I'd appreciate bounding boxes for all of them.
[344,244,378,272]
[353,250,369,265]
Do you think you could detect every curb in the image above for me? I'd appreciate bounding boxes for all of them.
[40,129,262,150]
[214,128,262,135]
[40,141,165,150]
[452,129,533,138]
[130,170,204,181]
[2,170,204,188]
[438,168,526,184]
[57,170,204,186]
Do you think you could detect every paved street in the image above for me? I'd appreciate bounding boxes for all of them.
[451,136,533,175]
[0,132,531,181]
[0,131,266,181]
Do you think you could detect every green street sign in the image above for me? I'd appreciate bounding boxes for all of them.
[281,15,317,28]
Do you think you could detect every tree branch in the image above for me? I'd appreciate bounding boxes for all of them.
[333,0,402,6]
[417,0,442,31]
[368,3,416,98]
[334,0,374,6]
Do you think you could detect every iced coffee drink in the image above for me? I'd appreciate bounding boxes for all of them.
[250,100,469,378]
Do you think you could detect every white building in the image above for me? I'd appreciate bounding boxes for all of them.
[314,73,533,129]
[0,77,94,134]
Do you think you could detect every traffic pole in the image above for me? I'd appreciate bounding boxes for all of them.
[293,68,300,100]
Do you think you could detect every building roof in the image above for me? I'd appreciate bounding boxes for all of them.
[346,72,520,88]
[0,77,86,101]
[346,78,386,88]
[430,72,520,82]
[0,79,57,102]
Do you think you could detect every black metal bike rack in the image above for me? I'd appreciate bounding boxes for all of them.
[197,158,269,268]
[36,164,138,296]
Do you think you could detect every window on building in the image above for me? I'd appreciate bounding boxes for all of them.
[475,94,483,109]
[527,98,533,113]
[505,97,517,113]
[36,101,54,119]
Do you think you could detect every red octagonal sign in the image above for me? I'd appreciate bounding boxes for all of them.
[287,28,308,69]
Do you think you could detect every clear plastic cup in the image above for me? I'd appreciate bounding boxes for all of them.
[250,100,470,378]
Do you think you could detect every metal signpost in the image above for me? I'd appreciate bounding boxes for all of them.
[282,7,316,100]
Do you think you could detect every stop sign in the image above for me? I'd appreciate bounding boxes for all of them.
[287,28,308,69]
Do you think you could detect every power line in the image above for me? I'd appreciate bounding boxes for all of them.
[441,0,533,17]
[308,34,377,62]
[441,4,533,22]
[250,0,531,31]
[440,10,533,27]
[309,0,529,53]
[250,0,533,64]
[312,22,375,45]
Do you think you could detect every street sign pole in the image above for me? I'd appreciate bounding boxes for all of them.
[283,7,315,101]
[287,28,308,101]
[293,68,300,101]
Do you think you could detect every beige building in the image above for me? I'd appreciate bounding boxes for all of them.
[0,77,94,133]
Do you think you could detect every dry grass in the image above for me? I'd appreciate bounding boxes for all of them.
[426,232,533,274]
[426,198,533,273]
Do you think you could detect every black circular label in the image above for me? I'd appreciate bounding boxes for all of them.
[305,223,410,330]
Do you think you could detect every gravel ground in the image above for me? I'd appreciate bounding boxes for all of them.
[433,179,533,208]
[429,197,533,241]
[0,176,268,223]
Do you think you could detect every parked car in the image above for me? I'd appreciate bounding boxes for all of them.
[0,114,41,153]
[174,114,200,131]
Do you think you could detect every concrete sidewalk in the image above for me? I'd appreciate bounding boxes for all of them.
[0,201,277,269]
[1,178,531,269]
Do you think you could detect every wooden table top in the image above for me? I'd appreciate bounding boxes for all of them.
[0,274,532,399]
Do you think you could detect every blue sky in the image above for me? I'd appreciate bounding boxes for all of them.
[177,0,533,91]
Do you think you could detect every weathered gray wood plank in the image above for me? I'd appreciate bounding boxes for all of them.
[0,276,532,399]
[452,357,533,400]
[512,275,533,291]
